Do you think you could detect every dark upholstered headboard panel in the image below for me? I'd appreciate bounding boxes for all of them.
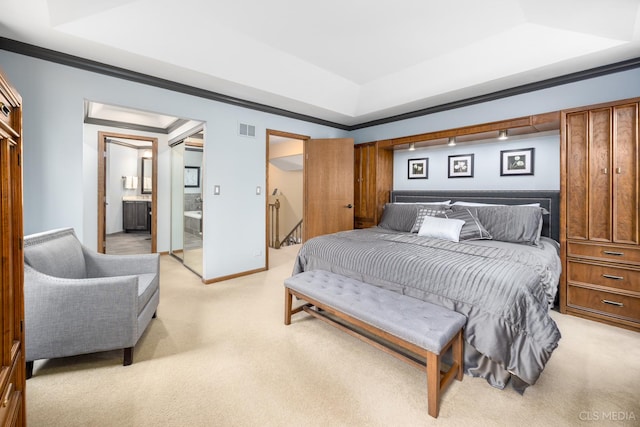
[390,190,560,242]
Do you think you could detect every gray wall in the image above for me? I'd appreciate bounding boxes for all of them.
[0,50,347,281]
[3,47,640,280]
[351,67,640,191]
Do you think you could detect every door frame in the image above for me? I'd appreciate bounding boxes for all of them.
[265,129,309,269]
[98,131,158,253]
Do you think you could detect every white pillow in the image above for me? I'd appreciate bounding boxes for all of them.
[452,201,540,207]
[417,216,465,242]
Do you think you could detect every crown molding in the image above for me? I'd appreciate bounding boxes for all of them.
[2,37,639,131]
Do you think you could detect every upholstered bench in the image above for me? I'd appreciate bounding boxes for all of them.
[284,269,466,418]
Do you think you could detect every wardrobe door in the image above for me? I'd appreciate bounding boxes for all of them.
[354,143,376,228]
[565,111,589,240]
[0,68,25,427]
[588,108,612,242]
[612,103,639,245]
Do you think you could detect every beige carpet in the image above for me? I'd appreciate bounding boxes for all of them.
[26,246,640,427]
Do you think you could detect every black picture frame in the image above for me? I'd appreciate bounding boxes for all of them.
[408,158,428,179]
[184,166,200,188]
[448,154,474,178]
[500,148,535,176]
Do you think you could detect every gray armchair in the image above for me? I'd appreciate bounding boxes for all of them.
[23,228,159,378]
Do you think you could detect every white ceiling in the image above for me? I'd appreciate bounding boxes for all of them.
[2,0,640,126]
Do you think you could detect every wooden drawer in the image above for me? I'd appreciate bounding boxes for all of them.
[568,242,640,266]
[0,350,22,426]
[567,261,640,293]
[567,285,640,324]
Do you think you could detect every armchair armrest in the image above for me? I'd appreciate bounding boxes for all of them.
[24,265,139,362]
[82,247,159,278]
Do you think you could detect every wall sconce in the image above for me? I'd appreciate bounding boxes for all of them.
[408,142,416,151]
[447,137,456,147]
[498,129,508,140]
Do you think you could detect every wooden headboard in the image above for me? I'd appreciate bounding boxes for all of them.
[390,190,560,242]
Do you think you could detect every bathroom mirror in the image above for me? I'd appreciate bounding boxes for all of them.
[141,157,152,194]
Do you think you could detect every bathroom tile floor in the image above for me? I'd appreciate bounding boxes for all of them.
[106,231,152,255]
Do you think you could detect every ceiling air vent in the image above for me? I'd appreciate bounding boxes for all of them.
[239,122,256,137]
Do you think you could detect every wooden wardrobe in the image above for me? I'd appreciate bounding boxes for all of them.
[0,67,26,425]
[353,142,393,229]
[560,97,640,332]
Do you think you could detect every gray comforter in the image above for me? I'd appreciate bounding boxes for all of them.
[292,227,561,392]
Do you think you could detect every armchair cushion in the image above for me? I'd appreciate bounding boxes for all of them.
[23,228,87,279]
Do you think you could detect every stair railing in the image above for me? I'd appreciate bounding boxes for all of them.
[268,199,281,249]
[281,220,303,247]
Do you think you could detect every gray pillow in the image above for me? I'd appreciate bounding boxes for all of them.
[378,203,420,232]
[411,206,451,233]
[461,205,543,246]
[439,208,492,241]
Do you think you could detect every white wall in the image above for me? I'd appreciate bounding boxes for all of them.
[1,50,348,281]
[268,167,303,240]
[106,143,138,234]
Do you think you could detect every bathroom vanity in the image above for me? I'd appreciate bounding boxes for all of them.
[123,198,151,232]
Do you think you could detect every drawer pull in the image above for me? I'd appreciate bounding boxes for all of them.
[601,299,624,307]
[602,250,624,256]
[2,382,12,407]
[602,274,624,280]
[0,102,9,117]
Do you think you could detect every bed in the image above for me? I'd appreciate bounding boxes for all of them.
[292,190,562,392]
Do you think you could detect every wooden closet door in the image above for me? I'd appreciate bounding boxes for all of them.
[566,112,589,240]
[354,143,375,226]
[304,138,354,241]
[612,103,639,245]
[588,108,612,242]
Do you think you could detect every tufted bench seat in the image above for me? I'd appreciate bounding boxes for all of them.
[284,269,466,418]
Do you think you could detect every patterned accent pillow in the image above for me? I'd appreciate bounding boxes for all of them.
[411,206,450,233]
[439,208,492,241]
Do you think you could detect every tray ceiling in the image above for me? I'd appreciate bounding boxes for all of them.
[1,0,639,126]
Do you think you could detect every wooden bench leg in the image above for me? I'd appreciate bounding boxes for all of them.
[426,352,440,418]
[453,329,464,381]
[284,287,293,325]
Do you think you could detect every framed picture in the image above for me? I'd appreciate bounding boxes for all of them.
[408,158,428,179]
[500,148,534,176]
[184,166,200,188]
[448,154,474,178]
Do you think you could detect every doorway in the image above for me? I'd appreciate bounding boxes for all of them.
[265,132,355,268]
[266,129,308,269]
[97,131,158,254]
